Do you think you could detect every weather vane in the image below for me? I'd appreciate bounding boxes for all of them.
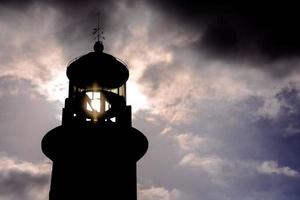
[93,12,105,42]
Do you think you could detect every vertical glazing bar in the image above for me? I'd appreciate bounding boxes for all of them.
[100,92,105,114]
[68,81,73,97]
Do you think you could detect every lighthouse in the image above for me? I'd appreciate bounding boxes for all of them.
[41,39,148,199]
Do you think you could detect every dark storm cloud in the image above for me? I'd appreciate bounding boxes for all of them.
[3,0,300,62]
[141,0,300,78]
[150,1,300,58]
[5,0,300,78]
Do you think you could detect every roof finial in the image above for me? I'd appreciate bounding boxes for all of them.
[93,12,104,52]
[93,12,105,43]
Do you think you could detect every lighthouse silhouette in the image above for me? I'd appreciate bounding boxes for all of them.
[41,40,148,200]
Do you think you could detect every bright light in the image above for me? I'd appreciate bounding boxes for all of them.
[86,92,101,112]
[127,81,149,112]
[41,71,68,104]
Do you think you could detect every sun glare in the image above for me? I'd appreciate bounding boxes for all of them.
[127,81,149,112]
[43,71,68,104]
[45,71,148,114]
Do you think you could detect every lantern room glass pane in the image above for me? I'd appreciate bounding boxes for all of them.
[105,83,126,102]
[119,83,126,100]
[86,91,101,112]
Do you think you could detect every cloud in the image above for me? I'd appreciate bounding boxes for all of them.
[138,185,181,200]
[256,96,281,119]
[150,1,300,60]
[175,133,203,151]
[138,1,300,81]
[0,154,51,200]
[179,153,224,175]
[135,84,300,200]
[0,76,60,161]
[0,2,68,103]
[2,0,299,114]
[257,160,300,178]
[257,86,300,139]
[16,0,300,74]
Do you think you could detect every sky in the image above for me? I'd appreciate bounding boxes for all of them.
[0,0,300,199]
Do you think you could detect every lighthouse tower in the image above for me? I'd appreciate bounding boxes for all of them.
[41,41,148,200]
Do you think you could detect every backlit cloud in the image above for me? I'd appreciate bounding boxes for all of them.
[0,155,50,200]
[257,160,300,178]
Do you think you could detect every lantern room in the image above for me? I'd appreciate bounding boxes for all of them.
[62,41,130,125]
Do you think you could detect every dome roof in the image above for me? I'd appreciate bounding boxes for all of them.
[67,43,129,89]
